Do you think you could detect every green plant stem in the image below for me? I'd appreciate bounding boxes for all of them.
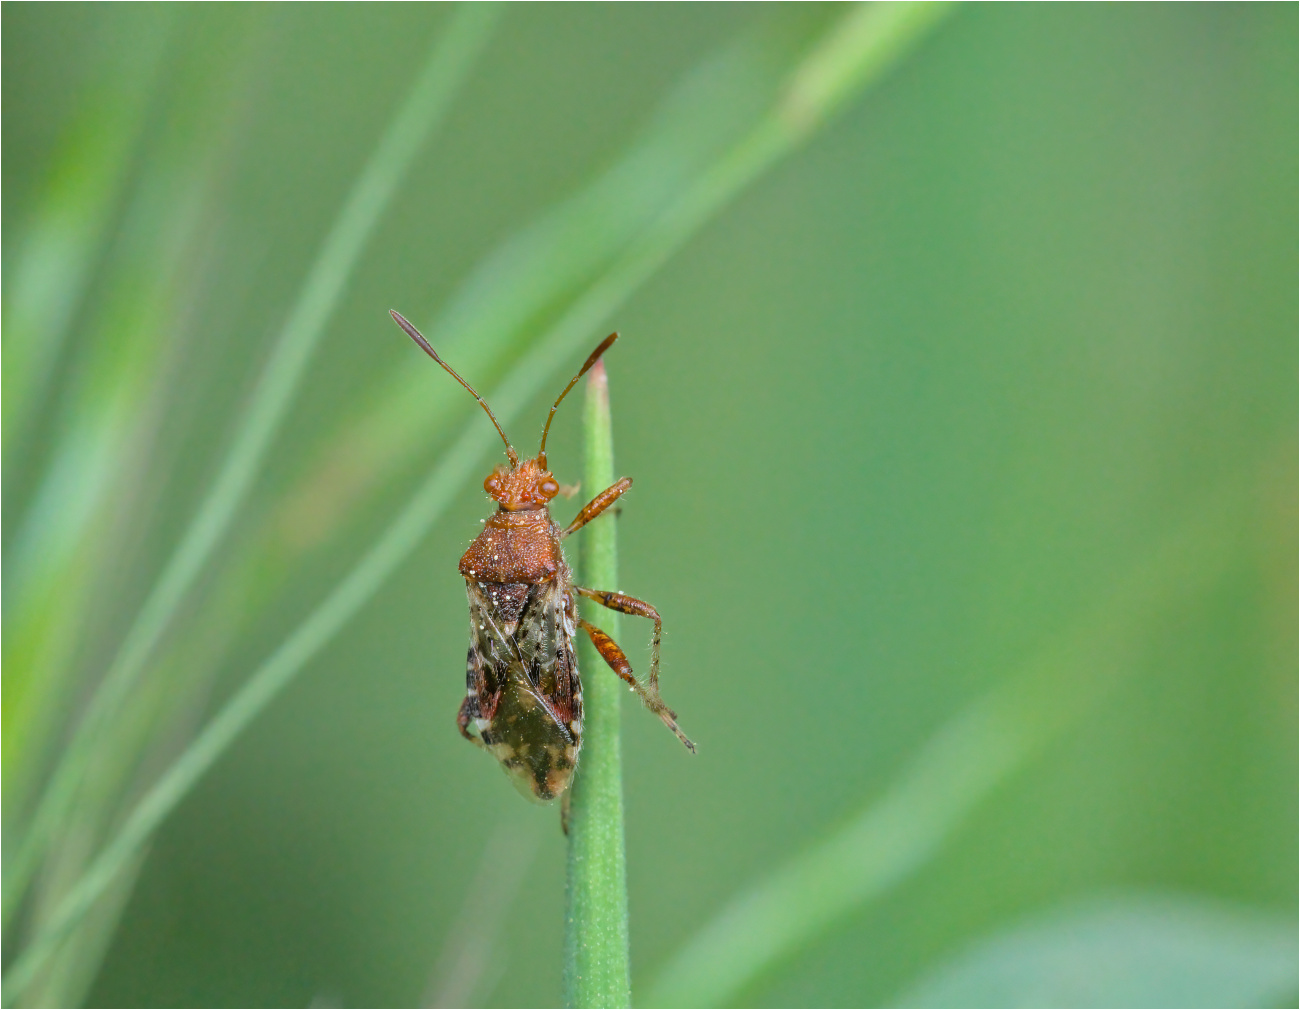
[3,2,500,925]
[1,5,954,996]
[562,361,630,1008]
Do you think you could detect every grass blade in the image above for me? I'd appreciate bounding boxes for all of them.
[562,361,630,1008]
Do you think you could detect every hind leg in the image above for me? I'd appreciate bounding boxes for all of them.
[578,617,694,752]
[457,695,487,748]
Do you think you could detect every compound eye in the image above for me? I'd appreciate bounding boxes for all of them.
[538,477,559,499]
[484,473,503,495]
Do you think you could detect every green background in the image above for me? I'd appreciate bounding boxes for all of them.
[3,4,1295,1007]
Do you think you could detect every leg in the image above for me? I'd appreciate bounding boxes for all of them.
[562,478,632,538]
[579,616,695,752]
[574,588,663,694]
[457,695,484,748]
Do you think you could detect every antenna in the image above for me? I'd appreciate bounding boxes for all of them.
[538,332,618,469]
[390,310,518,465]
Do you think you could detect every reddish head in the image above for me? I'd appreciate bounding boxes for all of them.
[390,310,617,511]
[483,457,559,511]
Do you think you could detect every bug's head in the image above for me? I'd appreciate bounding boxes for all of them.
[484,457,559,511]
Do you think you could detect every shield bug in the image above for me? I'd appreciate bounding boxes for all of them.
[391,310,694,805]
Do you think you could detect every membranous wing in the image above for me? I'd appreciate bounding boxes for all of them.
[463,579,582,801]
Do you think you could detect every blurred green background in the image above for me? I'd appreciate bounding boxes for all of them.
[3,4,1296,1007]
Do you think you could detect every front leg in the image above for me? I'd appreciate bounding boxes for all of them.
[562,478,631,538]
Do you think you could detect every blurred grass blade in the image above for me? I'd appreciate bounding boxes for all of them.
[1,8,175,470]
[1,4,955,996]
[424,815,541,1007]
[562,361,631,1009]
[893,894,1300,1008]
[4,2,501,923]
[780,0,952,134]
[646,689,1061,1009]
[643,479,1254,1009]
[1,8,265,850]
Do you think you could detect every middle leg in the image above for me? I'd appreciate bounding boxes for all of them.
[574,587,663,694]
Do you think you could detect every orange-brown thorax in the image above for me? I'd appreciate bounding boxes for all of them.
[459,457,564,584]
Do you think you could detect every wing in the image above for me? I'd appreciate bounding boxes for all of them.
[464,579,583,801]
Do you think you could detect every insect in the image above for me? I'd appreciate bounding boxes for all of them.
[391,310,694,806]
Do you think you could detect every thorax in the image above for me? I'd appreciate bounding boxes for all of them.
[459,507,564,584]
